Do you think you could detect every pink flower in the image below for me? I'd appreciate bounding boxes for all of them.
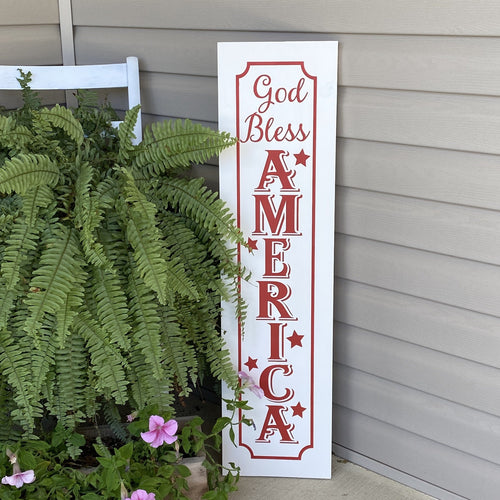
[140,415,178,448]
[1,469,35,488]
[126,489,156,500]
[238,370,264,398]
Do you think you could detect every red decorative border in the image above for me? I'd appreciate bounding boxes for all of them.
[235,61,317,460]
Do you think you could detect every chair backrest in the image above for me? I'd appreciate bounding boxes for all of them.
[0,56,142,144]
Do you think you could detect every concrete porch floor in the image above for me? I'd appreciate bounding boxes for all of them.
[229,457,436,500]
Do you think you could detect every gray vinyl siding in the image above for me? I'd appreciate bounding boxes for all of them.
[0,0,63,107]
[4,1,500,498]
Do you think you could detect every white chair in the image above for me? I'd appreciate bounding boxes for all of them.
[0,56,142,144]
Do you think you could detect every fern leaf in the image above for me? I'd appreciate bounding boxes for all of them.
[127,255,164,381]
[0,220,39,292]
[0,115,33,150]
[30,317,58,396]
[55,275,86,348]
[39,104,84,146]
[134,119,237,175]
[0,153,59,194]
[21,185,54,226]
[23,224,83,343]
[160,308,197,396]
[90,265,131,351]
[120,168,169,303]
[161,177,244,244]
[51,330,87,429]
[118,104,141,161]
[72,311,128,404]
[0,329,41,433]
[127,348,174,411]
[80,177,118,269]
[204,329,239,390]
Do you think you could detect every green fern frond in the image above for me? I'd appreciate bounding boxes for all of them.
[77,177,117,269]
[0,153,59,194]
[128,349,174,411]
[0,115,33,150]
[90,266,131,351]
[0,220,39,292]
[55,276,86,348]
[134,119,237,175]
[118,104,141,161]
[38,104,84,147]
[161,211,224,297]
[50,330,88,429]
[203,329,239,390]
[0,376,22,443]
[21,185,54,226]
[120,168,169,303]
[161,177,244,244]
[127,255,164,381]
[30,318,58,396]
[23,225,83,343]
[102,401,128,442]
[0,329,41,433]
[160,308,197,397]
[72,311,128,404]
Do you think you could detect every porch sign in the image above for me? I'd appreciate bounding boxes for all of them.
[218,41,338,478]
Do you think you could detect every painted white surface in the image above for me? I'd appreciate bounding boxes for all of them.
[219,41,337,478]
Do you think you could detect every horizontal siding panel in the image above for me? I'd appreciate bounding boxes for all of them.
[337,139,500,211]
[0,26,62,65]
[0,0,59,25]
[336,234,500,317]
[334,406,500,500]
[76,28,500,97]
[107,73,217,121]
[334,322,500,416]
[72,0,500,36]
[112,82,500,154]
[336,187,500,265]
[335,279,500,370]
[0,90,64,109]
[334,364,500,465]
[339,87,500,154]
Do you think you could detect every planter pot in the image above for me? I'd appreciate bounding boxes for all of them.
[181,455,208,500]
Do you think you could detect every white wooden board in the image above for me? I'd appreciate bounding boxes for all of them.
[218,41,337,478]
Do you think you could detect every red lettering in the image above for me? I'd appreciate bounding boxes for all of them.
[256,150,296,191]
[241,112,263,143]
[264,238,291,278]
[259,364,294,402]
[268,322,287,362]
[256,405,296,443]
[253,75,309,114]
[253,194,302,236]
[257,281,296,320]
[289,78,308,103]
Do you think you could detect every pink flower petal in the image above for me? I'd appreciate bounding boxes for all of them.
[148,415,165,431]
[20,470,35,485]
[160,429,177,445]
[250,385,265,399]
[163,419,178,436]
[1,470,35,488]
[140,430,163,448]
[130,490,156,500]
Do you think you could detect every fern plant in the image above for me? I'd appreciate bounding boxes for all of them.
[0,73,245,440]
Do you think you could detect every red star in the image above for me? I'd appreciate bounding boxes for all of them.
[291,402,306,418]
[247,238,258,251]
[287,331,304,348]
[294,149,310,166]
[244,356,258,371]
